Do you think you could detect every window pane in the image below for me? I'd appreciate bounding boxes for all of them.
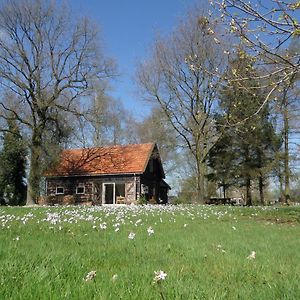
[76,186,85,194]
[115,184,125,197]
[56,187,64,194]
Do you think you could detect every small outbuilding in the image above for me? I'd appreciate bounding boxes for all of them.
[44,143,170,205]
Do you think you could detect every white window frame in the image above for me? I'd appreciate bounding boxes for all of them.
[76,185,85,194]
[56,187,64,195]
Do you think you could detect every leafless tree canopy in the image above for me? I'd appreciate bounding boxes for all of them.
[211,0,300,86]
[0,0,115,204]
[0,0,113,121]
[137,11,227,202]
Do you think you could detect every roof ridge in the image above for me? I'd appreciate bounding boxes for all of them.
[63,142,155,152]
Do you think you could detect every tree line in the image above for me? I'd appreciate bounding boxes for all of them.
[137,2,300,204]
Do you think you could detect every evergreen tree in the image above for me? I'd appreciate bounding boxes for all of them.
[207,126,237,198]
[209,50,281,205]
[0,119,27,205]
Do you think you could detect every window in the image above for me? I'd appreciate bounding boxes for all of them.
[115,183,125,204]
[56,187,64,195]
[76,186,85,194]
[115,184,125,198]
[141,184,149,194]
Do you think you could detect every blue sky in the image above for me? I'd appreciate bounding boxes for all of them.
[71,0,199,118]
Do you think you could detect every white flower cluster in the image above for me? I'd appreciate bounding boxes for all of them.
[84,270,96,282]
[147,226,154,236]
[247,251,256,260]
[128,232,135,240]
[153,270,167,283]
[99,222,107,230]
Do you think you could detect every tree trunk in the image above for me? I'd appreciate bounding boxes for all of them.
[278,172,284,203]
[245,177,252,206]
[26,130,43,205]
[283,104,290,203]
[258,174,265,205]
[196,159,205,203]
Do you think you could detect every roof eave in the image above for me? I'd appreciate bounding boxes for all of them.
[44,171,144,178]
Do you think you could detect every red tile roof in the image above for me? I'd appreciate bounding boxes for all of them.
[45,143,155,177]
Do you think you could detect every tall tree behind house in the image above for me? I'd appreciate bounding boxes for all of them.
[0,0,115,204]
[0,118,27,205]
[137,11,227,202]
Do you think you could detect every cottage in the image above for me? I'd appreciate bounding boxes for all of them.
[44,143,170,205]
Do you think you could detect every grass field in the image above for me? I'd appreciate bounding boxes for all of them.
[0,204,299,299]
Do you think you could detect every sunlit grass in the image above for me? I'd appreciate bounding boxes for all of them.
[0,205,299,299]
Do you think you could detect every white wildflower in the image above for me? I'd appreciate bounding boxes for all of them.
[147,226,154,236]
[247,251,256,260]
[232,226,236,230]
[128,232,135,240]
[99,223,107,230]
[84,270,97,282]
[112,274,118,282]
[153,270,167,283]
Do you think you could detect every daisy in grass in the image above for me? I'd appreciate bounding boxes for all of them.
[99,223,107,230]
[112,274,118,282]
[147,226,154,236]
[84,270,96,282]
[153,270,167,283]
[247,251,256,260]
[128,232,135,240]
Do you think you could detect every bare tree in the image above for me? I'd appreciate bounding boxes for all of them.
[274,75,300,203]
[84,85,127,147]
[210,0,300,112]
[137,12,226,202]
[135,107,177,164]
[0,0,114,204]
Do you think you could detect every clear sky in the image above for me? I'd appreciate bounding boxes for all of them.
[71,0,200,118]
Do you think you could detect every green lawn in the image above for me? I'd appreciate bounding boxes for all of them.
[0,205,299,299]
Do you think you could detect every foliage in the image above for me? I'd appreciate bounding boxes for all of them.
[208,51,282,205]
[0,119,27,205]
[137,195,147,205]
